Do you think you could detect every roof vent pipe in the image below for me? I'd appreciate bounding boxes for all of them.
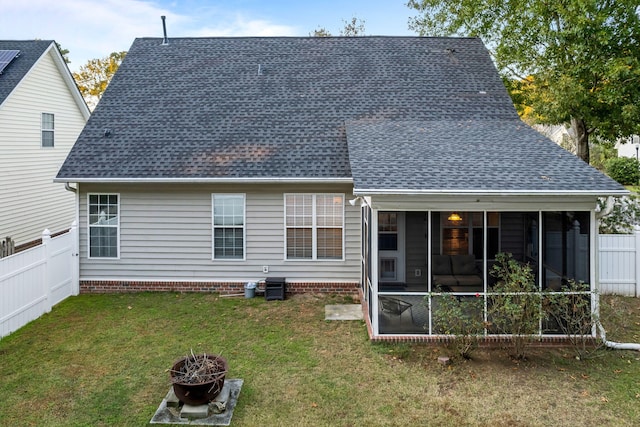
[161,16,169,45]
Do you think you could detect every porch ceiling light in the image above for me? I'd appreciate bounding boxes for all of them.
[447,212,462,222]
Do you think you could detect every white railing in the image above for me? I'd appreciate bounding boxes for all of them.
[598,230,640,297]
[0,223,78,338]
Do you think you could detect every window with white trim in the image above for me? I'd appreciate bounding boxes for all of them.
[285,194,344,260]
[212,194,245,259]
[41,113,54,147]
[88,194,119,258]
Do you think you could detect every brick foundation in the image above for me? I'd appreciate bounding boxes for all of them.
[79,280,360,295]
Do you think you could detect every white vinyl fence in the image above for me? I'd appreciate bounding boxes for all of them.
[599,230,640,297]
[0,224,78,338]
[0,223,638,338]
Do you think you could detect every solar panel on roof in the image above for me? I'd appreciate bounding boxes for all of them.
[0,50,20,75]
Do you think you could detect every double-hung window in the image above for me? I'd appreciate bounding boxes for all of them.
[41,113,54,147]
[88,194,119,258]
[212,194,245,260]
[285,194,344,260]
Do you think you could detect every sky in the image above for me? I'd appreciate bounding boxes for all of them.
[0,0,417,71]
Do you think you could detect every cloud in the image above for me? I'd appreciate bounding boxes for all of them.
[0,0,298,71]
[0,0,177,69]
[187,14,299,37]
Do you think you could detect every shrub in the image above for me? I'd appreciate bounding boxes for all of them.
[589,140,617,172]
[544,280,602,360]
[489,252,542,360]
[605,157,640,185]
[428,291,485,359]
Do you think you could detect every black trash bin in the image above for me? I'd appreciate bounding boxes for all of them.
[264,277,286,301]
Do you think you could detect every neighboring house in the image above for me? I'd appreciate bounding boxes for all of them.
[615,135,640,159]
[0,40,90,247]
[532,124,575,150]
[55,37,626,340]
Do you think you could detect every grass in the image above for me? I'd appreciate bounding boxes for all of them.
[0,293,639,426]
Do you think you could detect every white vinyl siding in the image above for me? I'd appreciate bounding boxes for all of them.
[41,112,54,147]
[77,184,359,283]
[0,46,87,245]
[212,194,245,260]
[87,194,119,258]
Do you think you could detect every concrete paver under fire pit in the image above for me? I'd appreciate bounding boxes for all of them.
[150,379,243,426]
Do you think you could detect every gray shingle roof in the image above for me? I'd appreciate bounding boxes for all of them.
[0,40,53,106]
[346,119,624,193]
[55,36,624,194]
[57,36,516,181]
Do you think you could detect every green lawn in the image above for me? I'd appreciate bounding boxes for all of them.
[0,293,639,426]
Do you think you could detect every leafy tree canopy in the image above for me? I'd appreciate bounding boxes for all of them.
[407,0,640,163]
[72,51,126,110]
[310,17,366,37]
[55,43,70,64]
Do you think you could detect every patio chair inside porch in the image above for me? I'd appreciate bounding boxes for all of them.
[379,296,415,325]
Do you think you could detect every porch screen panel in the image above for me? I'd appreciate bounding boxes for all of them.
[542,212,590,289]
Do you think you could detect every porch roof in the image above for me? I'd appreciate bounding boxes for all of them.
[346,119,627,196]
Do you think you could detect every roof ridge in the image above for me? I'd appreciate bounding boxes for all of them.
[133,35,481,41]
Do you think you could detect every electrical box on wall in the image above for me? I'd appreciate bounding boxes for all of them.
[262,266,269,274]
[415,269,422,277]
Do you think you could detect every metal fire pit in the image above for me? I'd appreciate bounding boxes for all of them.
[170,354,228,405]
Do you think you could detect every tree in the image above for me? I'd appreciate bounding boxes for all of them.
[310,27,332,37]
[310,17,366,37]
[339,17,366,36]
[72,51,126,110]
[407,1,640,164]
[55,43,70,64]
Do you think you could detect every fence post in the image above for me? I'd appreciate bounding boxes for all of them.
[635,228,640,298]
[70,221,79,296]
[42,229,53,313]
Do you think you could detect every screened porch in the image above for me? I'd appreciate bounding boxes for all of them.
[360,208,595,337]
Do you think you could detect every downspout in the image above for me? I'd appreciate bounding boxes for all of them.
[597,321,640,351]
[593,196,640,350]
[64,182,80,295]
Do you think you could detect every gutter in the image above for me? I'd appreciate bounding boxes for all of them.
[64,182,77,193]
[53,177,353,185]
[354,188,630,197]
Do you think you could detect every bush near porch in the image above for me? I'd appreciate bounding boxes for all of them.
[0,293,638,426]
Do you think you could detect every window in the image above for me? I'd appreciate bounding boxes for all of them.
[88,194,119,258]
[379,258,397,280]
[285,194,344,260]
[41,113,54,147]
[212,194,245,260]
[378,212,398,250]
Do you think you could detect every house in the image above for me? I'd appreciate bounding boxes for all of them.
[532,124,575,150]
[55,36,626,340]
[0,40,90,247]
[615,135,640,159]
